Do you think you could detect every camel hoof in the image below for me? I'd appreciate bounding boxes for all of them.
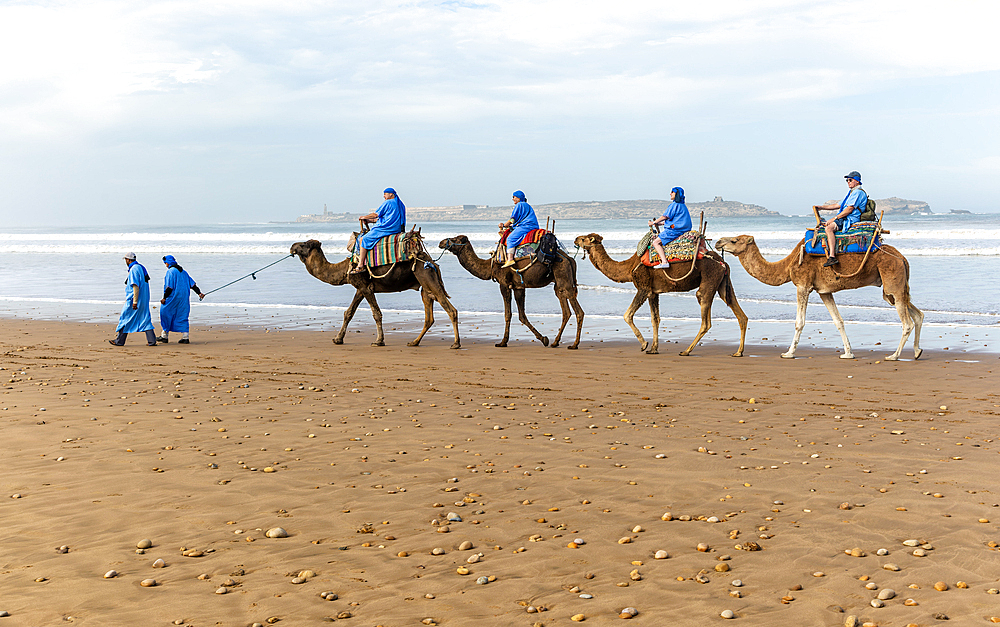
[913,348,923,360]
[840,353,855,359]
[884,354,899,361]
[566,345,578,350]
[640,342,649,352]
[645,349,659,355]
[541,336,550,347]
[450,342,461,349]
[371,341,385,347]
[678,350,691,356]
[549,341,560,348]
[780,352,796,359]
[406,340,420,347]
[495,342,508,348]
[731,352,744,358]
[332,338,345,345]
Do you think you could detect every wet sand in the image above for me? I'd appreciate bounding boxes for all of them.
[1,319,999,626]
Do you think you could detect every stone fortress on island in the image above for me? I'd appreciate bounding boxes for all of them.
[294,197,933,223]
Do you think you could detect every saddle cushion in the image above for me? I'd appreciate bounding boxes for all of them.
[500,227,547,247]
[349,231,421,266]
[639,231,706,266]
[804,222,881,255]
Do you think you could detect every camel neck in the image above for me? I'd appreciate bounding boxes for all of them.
[587,242,638,284]
[737,243,796,287]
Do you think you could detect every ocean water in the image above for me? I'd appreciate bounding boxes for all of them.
[1,213,997,355]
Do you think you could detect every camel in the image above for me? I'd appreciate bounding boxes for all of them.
[572,233,747,356]
[713,235,923,360]
[438,235,584,349]
[290,239,460,349]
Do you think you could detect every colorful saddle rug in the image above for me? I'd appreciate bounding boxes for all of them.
[639,230,706,267]
[804,222,881,255]
[499,227,547,247]
[513,235,567,260]
[348,231,424,266]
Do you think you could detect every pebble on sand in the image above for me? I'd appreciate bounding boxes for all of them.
[137,539,153,549]
[720,610,735,619]
[140,579,157,587]
[882,563,900,571]
[104,570,118,579]
[216,587,228,594]
[571,614,586,621]
[697,543,710,552]
[877,589,895,600]
[934,581,949,591]
[265,527,288,538]
[619,607,638,619]
[458,541,474,550]
[654,550,669,559]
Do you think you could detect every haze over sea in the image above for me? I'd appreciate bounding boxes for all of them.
[2,213,996,356]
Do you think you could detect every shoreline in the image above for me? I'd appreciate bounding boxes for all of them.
[2,319,998,625]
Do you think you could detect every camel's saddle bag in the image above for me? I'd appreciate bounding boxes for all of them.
[804,222,881,256]
[639,230,707,267]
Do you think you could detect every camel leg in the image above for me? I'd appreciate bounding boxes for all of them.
[361,289,385,346]
[724,291,748,358]
[550,293,571,348]
[496,284,513,347]
[782,286,811,359]
[567,295,584,350]
[623,290,649,351]
[413,266,461,349]
[407,289,435,348]
[883,293,919,361]
[647,293,661,354]
[909,303,924,359]
[680,287,713,356]
[334,290,366,344]
[513,288,549,346]
[818,292,854,359]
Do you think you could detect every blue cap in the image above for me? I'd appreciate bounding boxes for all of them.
[383,187,396,195]
[512,190,526,201]
[844,171,862,183]
[162,255,176,265]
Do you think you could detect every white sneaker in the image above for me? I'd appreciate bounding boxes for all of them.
[653,262,670,269]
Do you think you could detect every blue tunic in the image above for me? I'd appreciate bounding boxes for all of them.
[837,187,868,230]
[507,201,539,248]
[360,197,406,249]
[160,266,196,333]
[117,262,154,333]
[658,201,693,245]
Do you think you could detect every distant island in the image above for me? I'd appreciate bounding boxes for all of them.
[292,196,932,223]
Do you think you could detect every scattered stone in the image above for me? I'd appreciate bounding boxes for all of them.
[265,527,288,538]
[902,539,920,547]
[871,599,884,608]
[216,587,228,594]
[459,541,474,551]
[104,570,117,579]
[152,559,166,568]
[56,545,69,554]
[934,581,949,591]
[697,543,710,552]
[619,607,638,619]
[137,539,153,549]
[571,614,586,622]
[956,581,969,588]
[731,579,743,587]
[904,599,918,606]
[877,589,896,600]
[876,548,889,556]
[715,563,730,572]
[845,616,858,627]
[431,548,445,555]
[883,563,900,571]
[140,578,157,587]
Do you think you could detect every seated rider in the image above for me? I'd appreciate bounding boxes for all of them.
[647,186,692,269]
[352,188,406,274]
[814,171,868,267]
[500,190,539,268]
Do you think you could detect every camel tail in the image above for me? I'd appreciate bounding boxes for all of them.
[717,264,738,308]
[432,262,451,299]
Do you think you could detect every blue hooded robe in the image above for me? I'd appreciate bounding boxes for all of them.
[658,187,692,245]
[360,192,406,250]
[160,264,197,333]
[507,197,539,248]
[116,261,154,333]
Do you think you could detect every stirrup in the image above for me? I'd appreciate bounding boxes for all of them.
[501,260,516,268]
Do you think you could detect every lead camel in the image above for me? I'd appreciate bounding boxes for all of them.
[290,239,461,349]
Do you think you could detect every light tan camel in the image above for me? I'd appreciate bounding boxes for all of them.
[714,235,923,360]
[290,239,461,348]
[438,235,584,349]
[572,233,747,356]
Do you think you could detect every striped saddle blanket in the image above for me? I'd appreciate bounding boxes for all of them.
[804,222,881,255]
[499,227,547,247]
[348,231,424,266]
[638,230,706,267]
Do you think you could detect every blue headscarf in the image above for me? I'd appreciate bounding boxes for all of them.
[163,255,177,266]
[671,187,685,204]
[384,187,397,196]
[512,190,526,202]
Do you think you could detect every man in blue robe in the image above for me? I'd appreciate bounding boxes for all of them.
[351,188,406,274]
[500,190,539,268]
[647,187,692,269]
[157,255,205,344]
[813,171,869,267]
[110,252,157,346]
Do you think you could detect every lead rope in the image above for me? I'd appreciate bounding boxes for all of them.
[201,254,293,296]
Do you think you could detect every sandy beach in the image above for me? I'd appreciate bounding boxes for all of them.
[1,318,999,626]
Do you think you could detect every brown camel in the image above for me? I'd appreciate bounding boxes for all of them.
[438,235,584,349]
[573,233,747,356]
[714,235,923,360]
[290,239,461,349]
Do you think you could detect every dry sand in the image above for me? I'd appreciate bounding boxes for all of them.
[1,318,999,626]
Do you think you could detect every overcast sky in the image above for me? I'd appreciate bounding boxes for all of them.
[1,0,998,225]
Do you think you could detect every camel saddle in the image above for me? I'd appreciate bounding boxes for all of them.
[804,222,881,256]
[347,228,426,266]
[639,230,707,267]
[496,228,562,264]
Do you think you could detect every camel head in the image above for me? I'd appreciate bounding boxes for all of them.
[714,235,755,256]
[290,239,323,262]
[573,233,603,249]
[438,235,471,255]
